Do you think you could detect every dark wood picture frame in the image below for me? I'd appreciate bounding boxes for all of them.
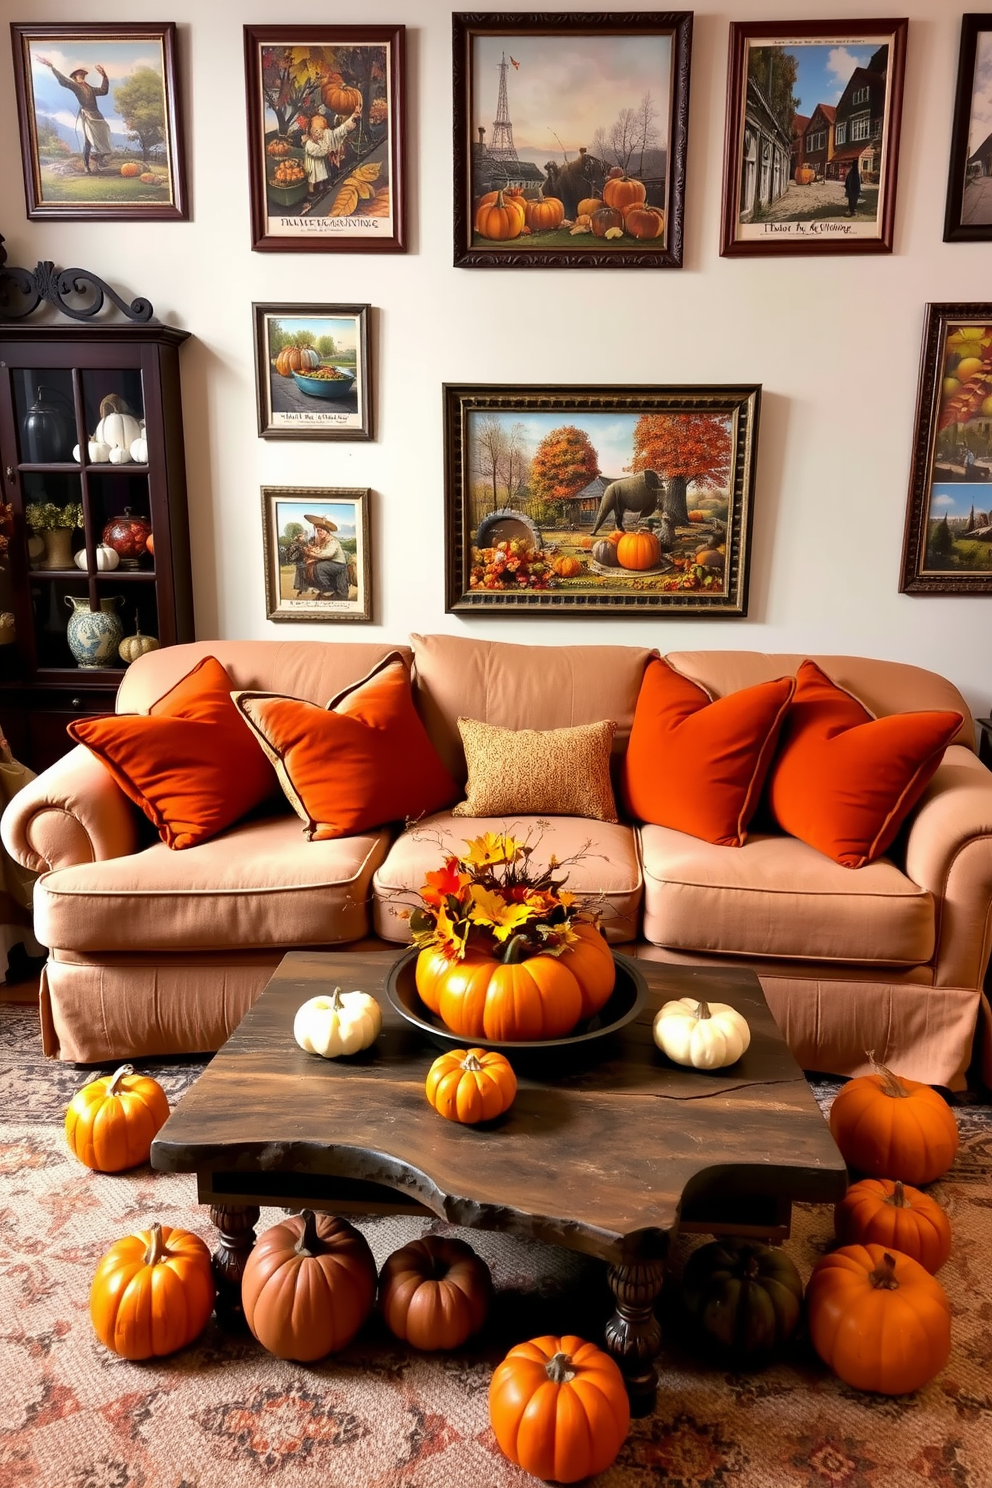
[900,303,992,595]
[943,15,992,242]
[261,486,373,623]
[244,25,405,254]
[253,303,372,440]
[444,383,761,616]
[453,12,692,269]
[10,21,187,222]
[720,18,907,258]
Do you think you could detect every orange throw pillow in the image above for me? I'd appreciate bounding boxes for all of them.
[767,659,962,868]
[234,653,458,840]
[68,655,278,850]
[622,657,795,847]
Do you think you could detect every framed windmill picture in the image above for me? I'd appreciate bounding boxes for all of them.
[453,12,693,268]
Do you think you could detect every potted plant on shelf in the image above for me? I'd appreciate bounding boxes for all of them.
[24,501,84,570]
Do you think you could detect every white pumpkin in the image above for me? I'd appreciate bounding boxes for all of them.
[74,544,120,572]
[129,434,148,463]
[94,402,141,451]
[108,445,132,465]
[76,439,111,463]
[293,986,382,1058]
[653,997,751,1070]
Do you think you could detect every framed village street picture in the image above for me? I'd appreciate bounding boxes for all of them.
[901,304,992,595]
[10,22,187,220]
[453,12,692,268]
[944,15,992,242]
[243,25,405,253]
[443,383,761,615]
[253,304,372,440]
[720,19,907,257]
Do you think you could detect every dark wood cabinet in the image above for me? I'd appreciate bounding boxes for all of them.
[0,322,193,770]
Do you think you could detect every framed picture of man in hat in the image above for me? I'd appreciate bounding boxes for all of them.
[261,487,373,622]
[11,22,187,221]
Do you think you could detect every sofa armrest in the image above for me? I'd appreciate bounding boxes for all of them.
[0,744,140,874]
[903,745,992,989]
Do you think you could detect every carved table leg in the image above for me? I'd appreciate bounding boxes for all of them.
[209,1203,260,1330]
[604,1258,666,1417]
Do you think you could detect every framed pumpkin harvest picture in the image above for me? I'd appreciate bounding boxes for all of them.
[252,303,372,439]
[443,384,761,615]
[452,12,693,268]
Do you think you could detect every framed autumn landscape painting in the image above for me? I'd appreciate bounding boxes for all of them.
[901,304,992,594]
[443,384,761,615]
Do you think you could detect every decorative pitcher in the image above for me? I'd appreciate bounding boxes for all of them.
[64,596,123,669]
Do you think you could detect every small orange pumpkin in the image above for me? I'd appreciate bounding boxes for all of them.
[139,171,158,184]
[380,1235,492,1349]
[688,509,707,522]
[321,80,362,115]
[828,1059,959,1185]
[591,206,624,238]
[90,1222,215,1359]
[475,189,525,241]
[119,162,141,178]
[578,534,594,548]
[577,196,604,217]
[617,530,661,570]
[66,1064,170,1172]
[553,554,582,577]
[525,196,565,231]
[624,204,665,240]
[426,1047,517,1123]
[603,174,647,212]
[834,1179,952,1274]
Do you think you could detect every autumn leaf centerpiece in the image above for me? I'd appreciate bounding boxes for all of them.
[410,832,615,1042]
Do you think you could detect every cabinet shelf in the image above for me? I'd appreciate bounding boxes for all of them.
[28,568,157,581]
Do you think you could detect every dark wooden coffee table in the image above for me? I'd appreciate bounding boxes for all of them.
[151,947,847,1414]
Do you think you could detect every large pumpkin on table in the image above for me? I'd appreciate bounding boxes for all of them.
[834,1178,952,1274]
[379,1235,492,1349]
[90,1222,215,1359]
[828,1061,959,1184]
[489,1334,630,1483]
[806,1244,951,1394]
[275,344,321,377]
[617,530,661,571]
[678,1239,803,1365]
[241,1209,376,1361]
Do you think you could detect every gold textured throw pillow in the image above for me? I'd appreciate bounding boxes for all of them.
[452,716,618,821]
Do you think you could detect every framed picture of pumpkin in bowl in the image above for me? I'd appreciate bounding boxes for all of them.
[442,383,761,615]
[244,25,405,253]
[253,304,372,439]
[261,487,373,623]
[452,12,692,268]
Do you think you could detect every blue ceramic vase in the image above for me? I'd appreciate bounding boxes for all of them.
[64,596,123,669]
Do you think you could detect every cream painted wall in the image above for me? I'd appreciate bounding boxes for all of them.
[3,1,990,715]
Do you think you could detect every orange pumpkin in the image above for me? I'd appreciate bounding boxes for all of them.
[489,1334,630,1482]
[694,548,725,571]
[603,174,647,212]
[66,1063,170,1172]
[475,189,525,241]
[617,530,661,571]
[426,1046,517,1123]
[834,1178,952,1274]
[275,344,321,377]
[828,1061,959,1185]
[806,1244,951,1394]
[90,1222,215,1359]
[553,554,582,577]
[578,534,594,548]
[564,921,616,1016]
[321,80,362,115]
[420,944,584,1041]
[380,1235,492,1349]
[139,172,158,184]
[623,204,665,240]
[119,162,141,178]
[525,196,565,231]
[577,196,604,218]
[241,1209,377,1361]
[688,509,707,522]
[591,206,624,238]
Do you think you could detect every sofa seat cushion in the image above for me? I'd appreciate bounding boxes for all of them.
[34,814,391,954]
[640,826,935,965]
[373,813,643,944]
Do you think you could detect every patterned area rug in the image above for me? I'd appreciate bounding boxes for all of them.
[2,1003,991,1488]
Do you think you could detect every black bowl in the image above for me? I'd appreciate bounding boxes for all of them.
[385,945,646,1061]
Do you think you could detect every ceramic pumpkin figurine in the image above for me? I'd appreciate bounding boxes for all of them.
[489,1334,630,1482]
[65,1063,170,1172]
[426,1047,517,1123]
[119,625,161,665]
[90,1222,215,1358]
[828,1058,959,1184]
[379,1235,492,1349]
[834,1179,952,1274]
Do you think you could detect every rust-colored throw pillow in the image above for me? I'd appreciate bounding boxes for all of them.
[451,716,618,821]
[234,654,458,841]
[622,657,795,847]
[67,655,278,850]
[767,659,962,869]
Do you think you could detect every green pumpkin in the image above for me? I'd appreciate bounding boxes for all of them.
[592,538,620,567]
[678,1239,803,1366]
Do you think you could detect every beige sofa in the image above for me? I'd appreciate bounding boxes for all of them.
[3,634,990,1091]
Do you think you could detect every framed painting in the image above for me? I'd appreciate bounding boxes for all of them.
[253,304,372,440]
[10,22,187,221]
[243,25,405,253]
[261,487,373,622]
[452,12,692,268]
[944,16,992,241]
[900,304,992,594]
[443,383,761,615]
[720,18,907,257]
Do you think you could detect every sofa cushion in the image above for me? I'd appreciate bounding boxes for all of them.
[373,812,643,944]
[67,655,278,850]
[767,660,962,868]
[233,654,458,840]
[452,716,618,821]
[33,814,391,953]
[622,657,794,847]
[639,825,936,965]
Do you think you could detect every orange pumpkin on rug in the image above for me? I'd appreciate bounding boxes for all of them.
[379,1235,492,1348]
[834,1178,952,1274]
[90,1222,215,1359]
[66,1064,170,1172]
[828,1060,959,1184]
